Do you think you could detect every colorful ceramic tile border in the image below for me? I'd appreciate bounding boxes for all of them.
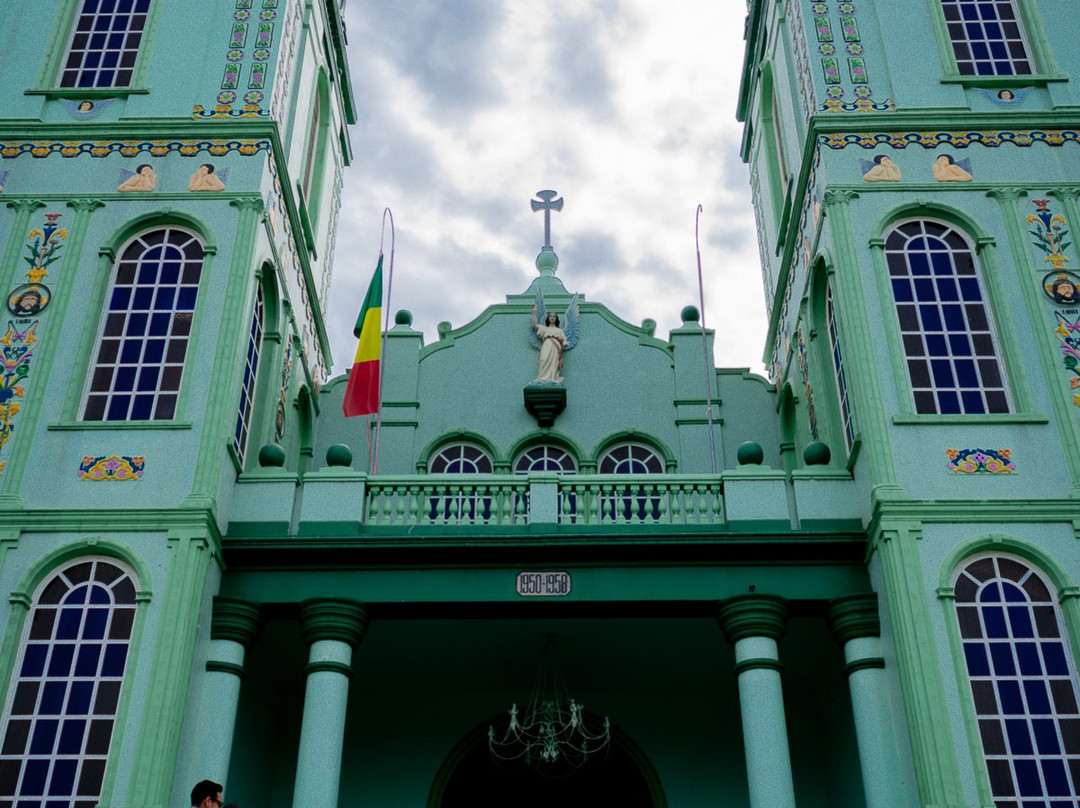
[819,130,1080,150]
[811,1,894,113]
[1027,199,1072,271]
[0,139,271,159]
[1053,312,1080,409]
[319,168,343,311]
[78,455,145,481]
[769,149,822,382]
[269,0,301,125]
[265,153,327,382]
[788,1,815,123]
[946,448,1016,474]
[194,0,278,118]
[796,326,819,439]
[274,339,293,442]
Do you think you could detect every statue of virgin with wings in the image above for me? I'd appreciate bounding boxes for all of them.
[529,290,580,384]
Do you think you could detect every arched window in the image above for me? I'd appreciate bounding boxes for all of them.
[598,443,664,522]
[598,443,663,475]
[826,285,855,452]
[514,445,577,522]
[58,0,153,89]
[82,227,204,421]
[427,443,494,523]
[0,558,138,807]
[513,446,577,474]
[429,443,493,474]
[884,219,1009,415]
[233,284,265,465]
[953,554,1080,805]
[940,0,1034,76]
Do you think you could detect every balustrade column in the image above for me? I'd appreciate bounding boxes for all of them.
[193,597,263,784]
[828,595,907,808]
[718,595,796,808]
[292,599,369,808]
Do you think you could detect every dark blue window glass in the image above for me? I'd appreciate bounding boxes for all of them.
[83,229,203,422]
[955,555,1080,804]
[0,560,137,806]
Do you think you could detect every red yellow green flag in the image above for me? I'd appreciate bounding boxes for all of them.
[342,256,383,417]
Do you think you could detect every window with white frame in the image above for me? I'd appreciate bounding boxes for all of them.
[0,558,138,808]
[598,443,663,475]
[826,285,855,452]
[233,285,264,464]
[514,445,578,522]
[82,228,203,422]
[513,446,577,474]
[940,0,1034,76]
[884,219,1010,415]
[427,443,494,523]
[598,443,664,522]
[58,0,153,89]
[953,554,1080,807]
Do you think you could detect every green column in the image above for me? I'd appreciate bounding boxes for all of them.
[126,529,212,808]
[718,595,796,808]
[876,524,965,808]
[829,595,913,808]
[293,599,368,808]
[189,598,263,786]
[821,189,903,500]
[184,196,264,509]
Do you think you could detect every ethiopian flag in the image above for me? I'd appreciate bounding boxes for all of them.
[342,257,383,417]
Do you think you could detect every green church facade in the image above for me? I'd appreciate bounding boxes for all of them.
[0,0,1076,807]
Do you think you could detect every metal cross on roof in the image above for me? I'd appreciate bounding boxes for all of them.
[531,190,563,249]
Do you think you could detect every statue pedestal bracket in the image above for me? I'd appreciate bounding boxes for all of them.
[523,384,567,428]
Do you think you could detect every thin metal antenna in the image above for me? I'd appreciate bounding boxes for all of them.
[373,207,395,475]
[696,205,719,474]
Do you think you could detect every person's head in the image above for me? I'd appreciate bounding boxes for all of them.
[998,89,1014,101]
[545,312,559,326]
[1056,277,1077,299]
[937,154,954,165]
[78,100,93,112]
[200,163,215,174]
[872,154,891,166]
[191,779,223,808]
[137,164,152,175]
[17,291,40,309]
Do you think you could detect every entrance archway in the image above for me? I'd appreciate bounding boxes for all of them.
[430,719,666,808]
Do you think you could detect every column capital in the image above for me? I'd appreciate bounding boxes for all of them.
[717,594,787,644]
[6,199,45,213]
[66,198,106,213]
[210,597,264,647]
[230,194,265,213]
[299,598,369,647]
[828,594,881,646]
[823,188,859,207]
[986,187,1027,203]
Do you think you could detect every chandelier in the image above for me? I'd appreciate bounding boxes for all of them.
[488,634,611,775]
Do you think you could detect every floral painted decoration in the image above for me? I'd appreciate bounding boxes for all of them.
[78,456,145,481]
[1027,199,1071,271]
[946,449,1016,474]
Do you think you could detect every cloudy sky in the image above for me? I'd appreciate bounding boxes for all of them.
[327,1,767,376]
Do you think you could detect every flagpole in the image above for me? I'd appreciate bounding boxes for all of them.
[696,205,719,474]
[373,207,395,475]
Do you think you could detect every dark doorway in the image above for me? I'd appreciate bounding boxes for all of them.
[439,731,656,808]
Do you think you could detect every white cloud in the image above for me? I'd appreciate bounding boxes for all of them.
[331,0,769,375]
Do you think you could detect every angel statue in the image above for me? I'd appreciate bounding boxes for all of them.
[529,290,580,384]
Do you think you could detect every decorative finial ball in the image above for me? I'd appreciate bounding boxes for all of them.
[258,443,286,468]
[535,247,559,273]
[737,441,764,466]
[681,305,700,323]
[804,441,832,466]
[326,444,353,467]
[395,309,412,326]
